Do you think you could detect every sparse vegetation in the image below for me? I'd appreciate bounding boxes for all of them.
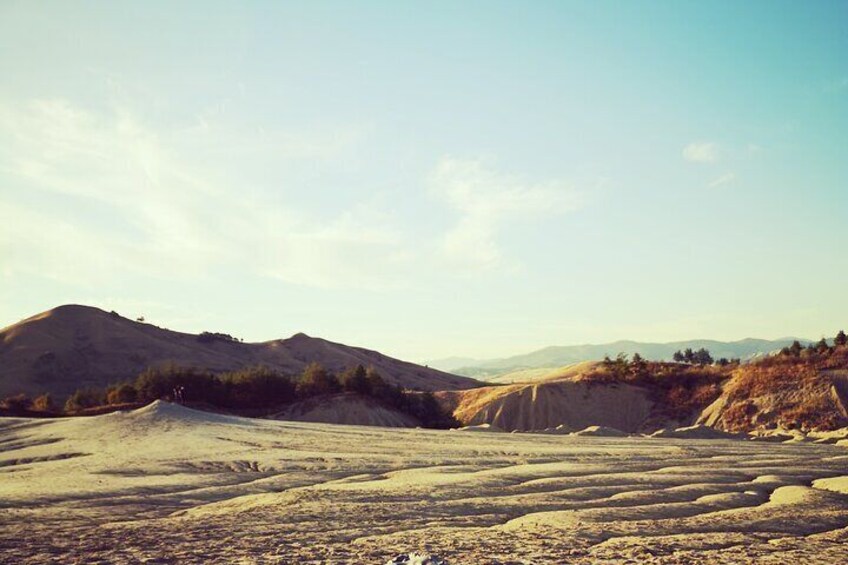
[197,331,242,344]
[64,389,104,413]
[671,347,715,365]
[32,393,54,412]
[0,393,32,413]
[718,331,848,431]
[586,331,848,430]
[593,354,726,421]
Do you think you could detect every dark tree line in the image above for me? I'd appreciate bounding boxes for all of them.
[197,331,243,344]
[50,362,456,429]
[602,348,737,371]
[780,331,847,358]
[672,347,715,366]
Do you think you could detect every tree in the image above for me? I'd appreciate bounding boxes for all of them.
[32,393,54,412]
[693,348,714,365]
[406,391,456,428]
[683,348,695,364]
[106,383,137,405]
[1,394,32,413]
[296,362,341,398]
[630,352,647,375]
[835,330,847,347]
[134,365,223,405]
[64,389,104,413]
[340,365,370,395]
[815,338,831,354]
[222,366,295,408]
[672,350,684,363]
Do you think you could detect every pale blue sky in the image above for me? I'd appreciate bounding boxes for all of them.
[1,1,846,361]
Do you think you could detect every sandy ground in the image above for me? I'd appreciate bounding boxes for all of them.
[1,402,847,564]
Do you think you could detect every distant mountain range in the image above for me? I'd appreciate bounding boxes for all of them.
[429,338,809,379]
[0,305,481,399]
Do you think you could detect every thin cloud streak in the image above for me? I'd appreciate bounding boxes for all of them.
[683,142,719,163]
[708,172,736,188]
[429,157,584,271]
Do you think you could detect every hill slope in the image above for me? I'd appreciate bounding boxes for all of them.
[271,393,420,428]
[0,305,480,399]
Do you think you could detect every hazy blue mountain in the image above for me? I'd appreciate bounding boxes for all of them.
[451,338,809,379]
[425,356,483,372]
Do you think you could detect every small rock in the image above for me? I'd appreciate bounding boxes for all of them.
[385,551,449,565]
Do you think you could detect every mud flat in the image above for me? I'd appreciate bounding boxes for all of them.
[1,402,847,564]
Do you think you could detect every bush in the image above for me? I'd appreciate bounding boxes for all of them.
[134,365,224,405]
[340,365,370,395]
[197,332,239,344]
[404,391,458,429]
[220,366,295,408]
[1,393,32,413]
[106,383,137,405]
[64,389,104,413]
[31,393,54,412]
[296,362,341,398]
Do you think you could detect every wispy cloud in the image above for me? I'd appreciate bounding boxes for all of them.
[708,172,736,188]
[0,97,398,289]
[1,97,591,291]
[682,142,719,163]
[260,205,412,290]
[429,157,583,271]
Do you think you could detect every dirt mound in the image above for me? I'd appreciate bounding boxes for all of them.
[571,425,627,437]
[438,379,653,432]
[451,423,503,433]
[129,400,255,426]
[650,424,743,440]
[271,393,418,428]
[0,305,480,399]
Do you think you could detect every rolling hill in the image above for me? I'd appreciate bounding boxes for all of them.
[437,338,807,379]
[0,305,480,399]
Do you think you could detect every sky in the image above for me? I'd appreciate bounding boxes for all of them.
[1,1,847,362]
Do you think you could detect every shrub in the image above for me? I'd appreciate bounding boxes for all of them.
[31,393,54,412]
[1,393,32,413]
[404,391,458,429]
[64,389,104,413]
[134,365,224,405]
[106,383,137,405]
[220,366,295,408]
[340,365,370,395]
[296,362,341,398]
[197,331,239,344]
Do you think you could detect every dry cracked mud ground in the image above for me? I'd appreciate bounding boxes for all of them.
[1,402,847,564]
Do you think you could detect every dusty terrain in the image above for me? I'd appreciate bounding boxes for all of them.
[2,402,847,564]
